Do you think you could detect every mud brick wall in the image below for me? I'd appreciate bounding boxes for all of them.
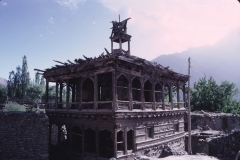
[0,112,49,160]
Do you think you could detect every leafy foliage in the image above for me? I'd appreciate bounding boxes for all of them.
[4,102,26,112]
[0,84,7,100]
[191,76,239,113]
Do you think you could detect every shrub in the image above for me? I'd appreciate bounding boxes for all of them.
[4,102,26,112]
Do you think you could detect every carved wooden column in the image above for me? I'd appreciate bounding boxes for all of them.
[82,126,85,159]
[177,82,180,109]
[58,124,61,145]
[124,127,127,155]
[79,78,82,110]
[128,40,130,55]
[94,74,98,110]
[129,76,133,111]
[111,40,113,53]
[119,38,122,51]
[96,127,99,158]
[60,83,63,106]
[114,128,117,158]
[141,78,145,110]
[66,79,69,110]
[46,79,49,109]
[169,84,173,110]
[72,84,75,104]
[55,81,58,110]
[152,81,156,110]
[183,84,186,108]
[162,83,165,110]
[112,71,117,111]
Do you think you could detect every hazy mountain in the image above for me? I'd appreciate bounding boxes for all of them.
[152,28,240,88]
[0,77,7,87]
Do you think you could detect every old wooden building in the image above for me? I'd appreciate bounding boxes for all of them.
[42,17,188,159]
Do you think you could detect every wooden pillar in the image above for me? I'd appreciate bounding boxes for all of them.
[96,127,99,158]
[124,128,127,155]
[82,127,85,159]
[60,83,63,103]
[66,79,69,110]
[169,84,173,110]
[119,38,122,51]
[141,78,145,110]
[112,71,116,111]
[153,82,156,110]
[46,79,49,109]
[128,40,130,55]
[114,129,117,158]
[129,77,132,111]
[79,78,82,110]
[111,40,113,53]
[162,83,165,110]
[183,84,186,108]
[94,74,98,110]
[177,82,180,109]
[55,81,58,109]
[72,84,75,103]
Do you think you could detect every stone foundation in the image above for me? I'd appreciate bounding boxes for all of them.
[0,112,49,160]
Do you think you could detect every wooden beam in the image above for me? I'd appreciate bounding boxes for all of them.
[34,69,45,72]
[53,60,65,65]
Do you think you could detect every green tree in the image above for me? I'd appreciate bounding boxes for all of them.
[191,76,239,112]
[21,55,30,100]
[0,84,7,100]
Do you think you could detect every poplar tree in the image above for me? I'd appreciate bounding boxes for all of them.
[21,55,30,100]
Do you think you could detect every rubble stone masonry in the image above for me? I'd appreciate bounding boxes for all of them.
[0,112,49,160]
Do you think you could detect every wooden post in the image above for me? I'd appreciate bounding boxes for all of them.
[112,71,116,111]
[66,79,69,110]
[119,38,122,51]
[177,82,180,109]
[94,74,98,110]
[55,81,58,109]
[111,40,113,53]
[128,40,130,55]
[79,78,82,110]
[183,84,186,108]
[46,79,49,109]
[152,82,156,110]
[169,84,173,110]
[141,78,145,110]
[129,77,133,111]
[124,128,127,155]
[188,57,192,154]
[162,84,165,110]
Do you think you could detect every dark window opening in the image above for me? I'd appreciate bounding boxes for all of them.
[51,124,58,146]
[117,131,124,151]
[117,75,129,101]
[58,84,67,109]
[155,83,162,102]
[222,118,228,131]
[60,125,69,148]
[82,78,94,102]
[173,123,179,133]
[84,128,96,154]
[144,80,152,102]
[127,130,134,150]
[132,78,141,101]
[82,104,94,109]
[99,130,114,158]
[133,104,141,109]
[98,72,112,101]
[72,126,82,153]
[98,103,112,109]
[146,127,153,139]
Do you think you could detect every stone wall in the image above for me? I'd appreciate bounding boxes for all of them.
[206,131,240,159]
[185,112,240,132]
[0,112,49,160]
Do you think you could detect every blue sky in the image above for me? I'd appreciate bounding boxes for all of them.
[1,0,240,80]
